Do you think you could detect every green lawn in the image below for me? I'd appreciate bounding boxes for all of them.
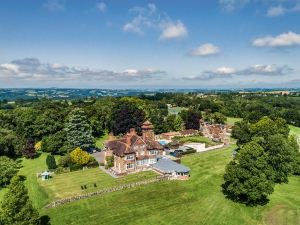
[289,125,300,138]
[40,168,156,200]
[168,106,186,115]
[95,132,109,149]
[226,117,242,125]
[40,145,300,225]
[175,135,217,147]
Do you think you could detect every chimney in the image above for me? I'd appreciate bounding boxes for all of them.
[142,120,155,141]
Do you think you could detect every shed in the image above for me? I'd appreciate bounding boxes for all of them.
[41,171,51,180]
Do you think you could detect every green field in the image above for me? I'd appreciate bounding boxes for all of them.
[38,145,300,225]
[226,117,242,125]
[168,106,186,115]
[289,125,300,138]
[95,132,109,148]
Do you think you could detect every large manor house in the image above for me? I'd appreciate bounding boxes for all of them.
[104,121,165,174]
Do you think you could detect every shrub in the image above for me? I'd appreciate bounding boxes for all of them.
[46,155,57,170]
[58,154,72,168]
[0,156,18,188]
[70,147,91,166]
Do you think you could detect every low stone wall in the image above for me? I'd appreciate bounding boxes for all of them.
[45,175,170,209]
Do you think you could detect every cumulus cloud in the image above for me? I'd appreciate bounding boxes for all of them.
[267,2,300,17]
[123,3,188,40]
[0,58,166,82]
[253,32,300,48]
[44,0,65,11]
[159,21,188,40]
[96,2,107,12]
[189,43,220,57]
[183,64,293,80]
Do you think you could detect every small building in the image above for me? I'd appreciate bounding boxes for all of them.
[152,158,190,180]
[41,171,51,180]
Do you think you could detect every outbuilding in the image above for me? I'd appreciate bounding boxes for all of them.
[152,158,190,180]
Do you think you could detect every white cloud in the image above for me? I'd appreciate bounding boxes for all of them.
[0,58,166,82]
[0,63,19,73]
[267,2,300,17]
[183,64,292,80]
[189,43,220,56]
[44,0,65,11]
[159,21,188,40]
[123,3,188,40]
[253,31,300,47]
[267,5,286,17]
[96,2,107,13]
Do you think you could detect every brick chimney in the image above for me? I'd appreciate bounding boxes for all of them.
[142,120,155,141]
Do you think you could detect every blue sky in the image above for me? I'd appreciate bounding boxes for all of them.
[0,0,300,88]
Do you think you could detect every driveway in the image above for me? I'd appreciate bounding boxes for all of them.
[91,151,105,164]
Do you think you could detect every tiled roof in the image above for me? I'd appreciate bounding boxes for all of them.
[152,158,190,173]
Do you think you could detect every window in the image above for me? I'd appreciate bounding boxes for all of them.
[149,150,158,155]
[137,159,149,165]
[126,155,134,160]
[149,158,156,164]
[126,163,134,169]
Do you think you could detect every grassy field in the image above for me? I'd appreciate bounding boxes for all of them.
[226,117,242,125]
[40,145,300,225]
[168,106,186,115]
[95,132,109,149]
[289,125,300,138]
[174,135,217,147]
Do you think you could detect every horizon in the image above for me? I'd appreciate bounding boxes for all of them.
[1,0,300,88]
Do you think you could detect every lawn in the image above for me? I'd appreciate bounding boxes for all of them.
[41,144,300,225]
[289,125,300,138]
[226,117,242,125]
[168,106,186,115]
[95,132,110,149]
[175,135,217,147]
[17,153,157,208]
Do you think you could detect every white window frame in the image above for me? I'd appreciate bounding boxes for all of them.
[149,150,158,155]
[126,163,134,169]
[126,155,135,160]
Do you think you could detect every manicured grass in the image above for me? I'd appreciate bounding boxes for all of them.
[39,168,156,200]
[168,106,186,115]
[95,132,109,149]
[226,117,242,125]
[41,144,300,225]
[289,125,300,138]
[175,135,217,147]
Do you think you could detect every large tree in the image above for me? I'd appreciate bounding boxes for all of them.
[41,130,67,155]
[222,141,275,205]
[65,108,94,150]
[22,138,36,159]
[180,108,201,130]
[110,100,145,135]
[0,156,18,188]
[0,176,40,225]
[0,129,23,158]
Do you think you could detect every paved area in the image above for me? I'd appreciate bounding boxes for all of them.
[91,151,105,164]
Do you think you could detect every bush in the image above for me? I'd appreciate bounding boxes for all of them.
[46,155,57,170]
[0,156,18,188]
[58,154,72,168]
[70,147,91,166]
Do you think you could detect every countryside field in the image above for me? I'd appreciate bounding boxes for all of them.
[0,124,299,225]
[41,145,300,225]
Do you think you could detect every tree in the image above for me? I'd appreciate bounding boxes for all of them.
[0,129,23,158]
[110,100,146,135]
[231,120,251,146]
[222,141,275,205]
[22,138,36,159]
[0,176,40,225]
[70,147,91,166]
[180,109,201,130]
[205,112,227,124]
[41,130,67,155]
[264,134,295,183]
[46,155,57,170]
[0,156,18,188]
[173,115,184,131]
[65,108,94,150]
[289,135,300,175]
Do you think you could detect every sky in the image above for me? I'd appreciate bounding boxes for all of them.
[0,0,300,89]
